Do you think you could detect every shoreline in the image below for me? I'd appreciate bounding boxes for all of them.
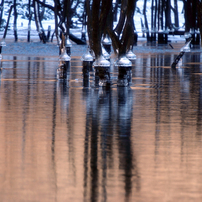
[0,34,200,58]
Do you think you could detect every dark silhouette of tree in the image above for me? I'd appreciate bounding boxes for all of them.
[34,0,47,43]
[27,0,32,42]
[0,0,5,29]
[198,1,202,46]
[1,0,202,47]
[173,0,179,28]
[13,0,18,42]
[143,0,150,41]
[109,0,137,56]
[34,0,86,44]
[183,0,200,45]
[86,0,113,58]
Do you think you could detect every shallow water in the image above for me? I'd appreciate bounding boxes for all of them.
[1,49,202,202]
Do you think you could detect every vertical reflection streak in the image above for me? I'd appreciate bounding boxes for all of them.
[196,72,202,136]
[21,57,31,170]
[101,132,107,202]
[117,87,140,200]
[154,67,161,157]
[90,115,98,202]
[51,80,58,201]
[67,88,76,185]
[83,111,90,201]
[100,90,112,202]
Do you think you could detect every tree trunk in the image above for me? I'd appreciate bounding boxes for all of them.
[3,5,13,39]
[165,0,171,30]
[143,0,150,41]
[91,0,102,58]
[151,0,154,31]
[158,0,163,31]
[119,0,136,55]
[197,0,202,46]
[154,0,157,31]
[0,0,4,29]
[86,0,92,48]
[13,0,18,42]
[114,0,127,37]
[184,0,192,32]
[53,0,59,44]
[39,0,46,22]
[63,0,71,36]
[107,0,137,56]
[27,0,32,42]
[174,0,179,28]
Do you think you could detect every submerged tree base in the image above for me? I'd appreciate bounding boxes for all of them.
[57,61,70,79]
[117,67,132,87]
[95,66,111,87]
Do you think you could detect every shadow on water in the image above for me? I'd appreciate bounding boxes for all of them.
[1,49,202,201]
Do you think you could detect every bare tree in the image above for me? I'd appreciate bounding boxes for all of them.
[86,0,113,58]
[108,0,137,57]
[13,0,18,42]
[0,0,5,29]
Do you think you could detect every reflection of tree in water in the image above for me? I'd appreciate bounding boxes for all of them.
[196,84,202,136]
[116,87,140,200]
[173,53,202,137]
[83,87,140,202]
[192,55,202,136]
[148,52,202,156]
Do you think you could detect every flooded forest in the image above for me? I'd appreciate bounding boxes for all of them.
[1,0,202,202]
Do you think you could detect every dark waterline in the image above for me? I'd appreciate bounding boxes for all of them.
[0,47,202,201]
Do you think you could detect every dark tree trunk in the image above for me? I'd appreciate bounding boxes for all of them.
[192,0,199,45]
[63,0,71,36]
[151,0,157,41]
[91,0,102,58]
[154,0,158,30]
[53,0,59,44]
[153,0,158,41]
[3,5,13,39]
[86,0,113,58]
[39,0,46,22]
[107,0,137,56]
[165,0,171,30]
[119,0,136,55]
[0,0,4,28]
[143,0,150,41]
[37,1,47,42]
[197,0,202,46]
[158,0,163,31]
[151,0,154,31]
[114,0,127,37]
[27,0,32,42]
[34,0,47,43]
[174,0,179,28]
[184,0,192,32]
[100,0,113,35]
[81,9,86,41]
[184,0,200,45]
[192,0,197,30]
[158,0,168,44]
[13,0,18,42]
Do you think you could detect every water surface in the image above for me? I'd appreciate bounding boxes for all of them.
[0,48,202,202]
